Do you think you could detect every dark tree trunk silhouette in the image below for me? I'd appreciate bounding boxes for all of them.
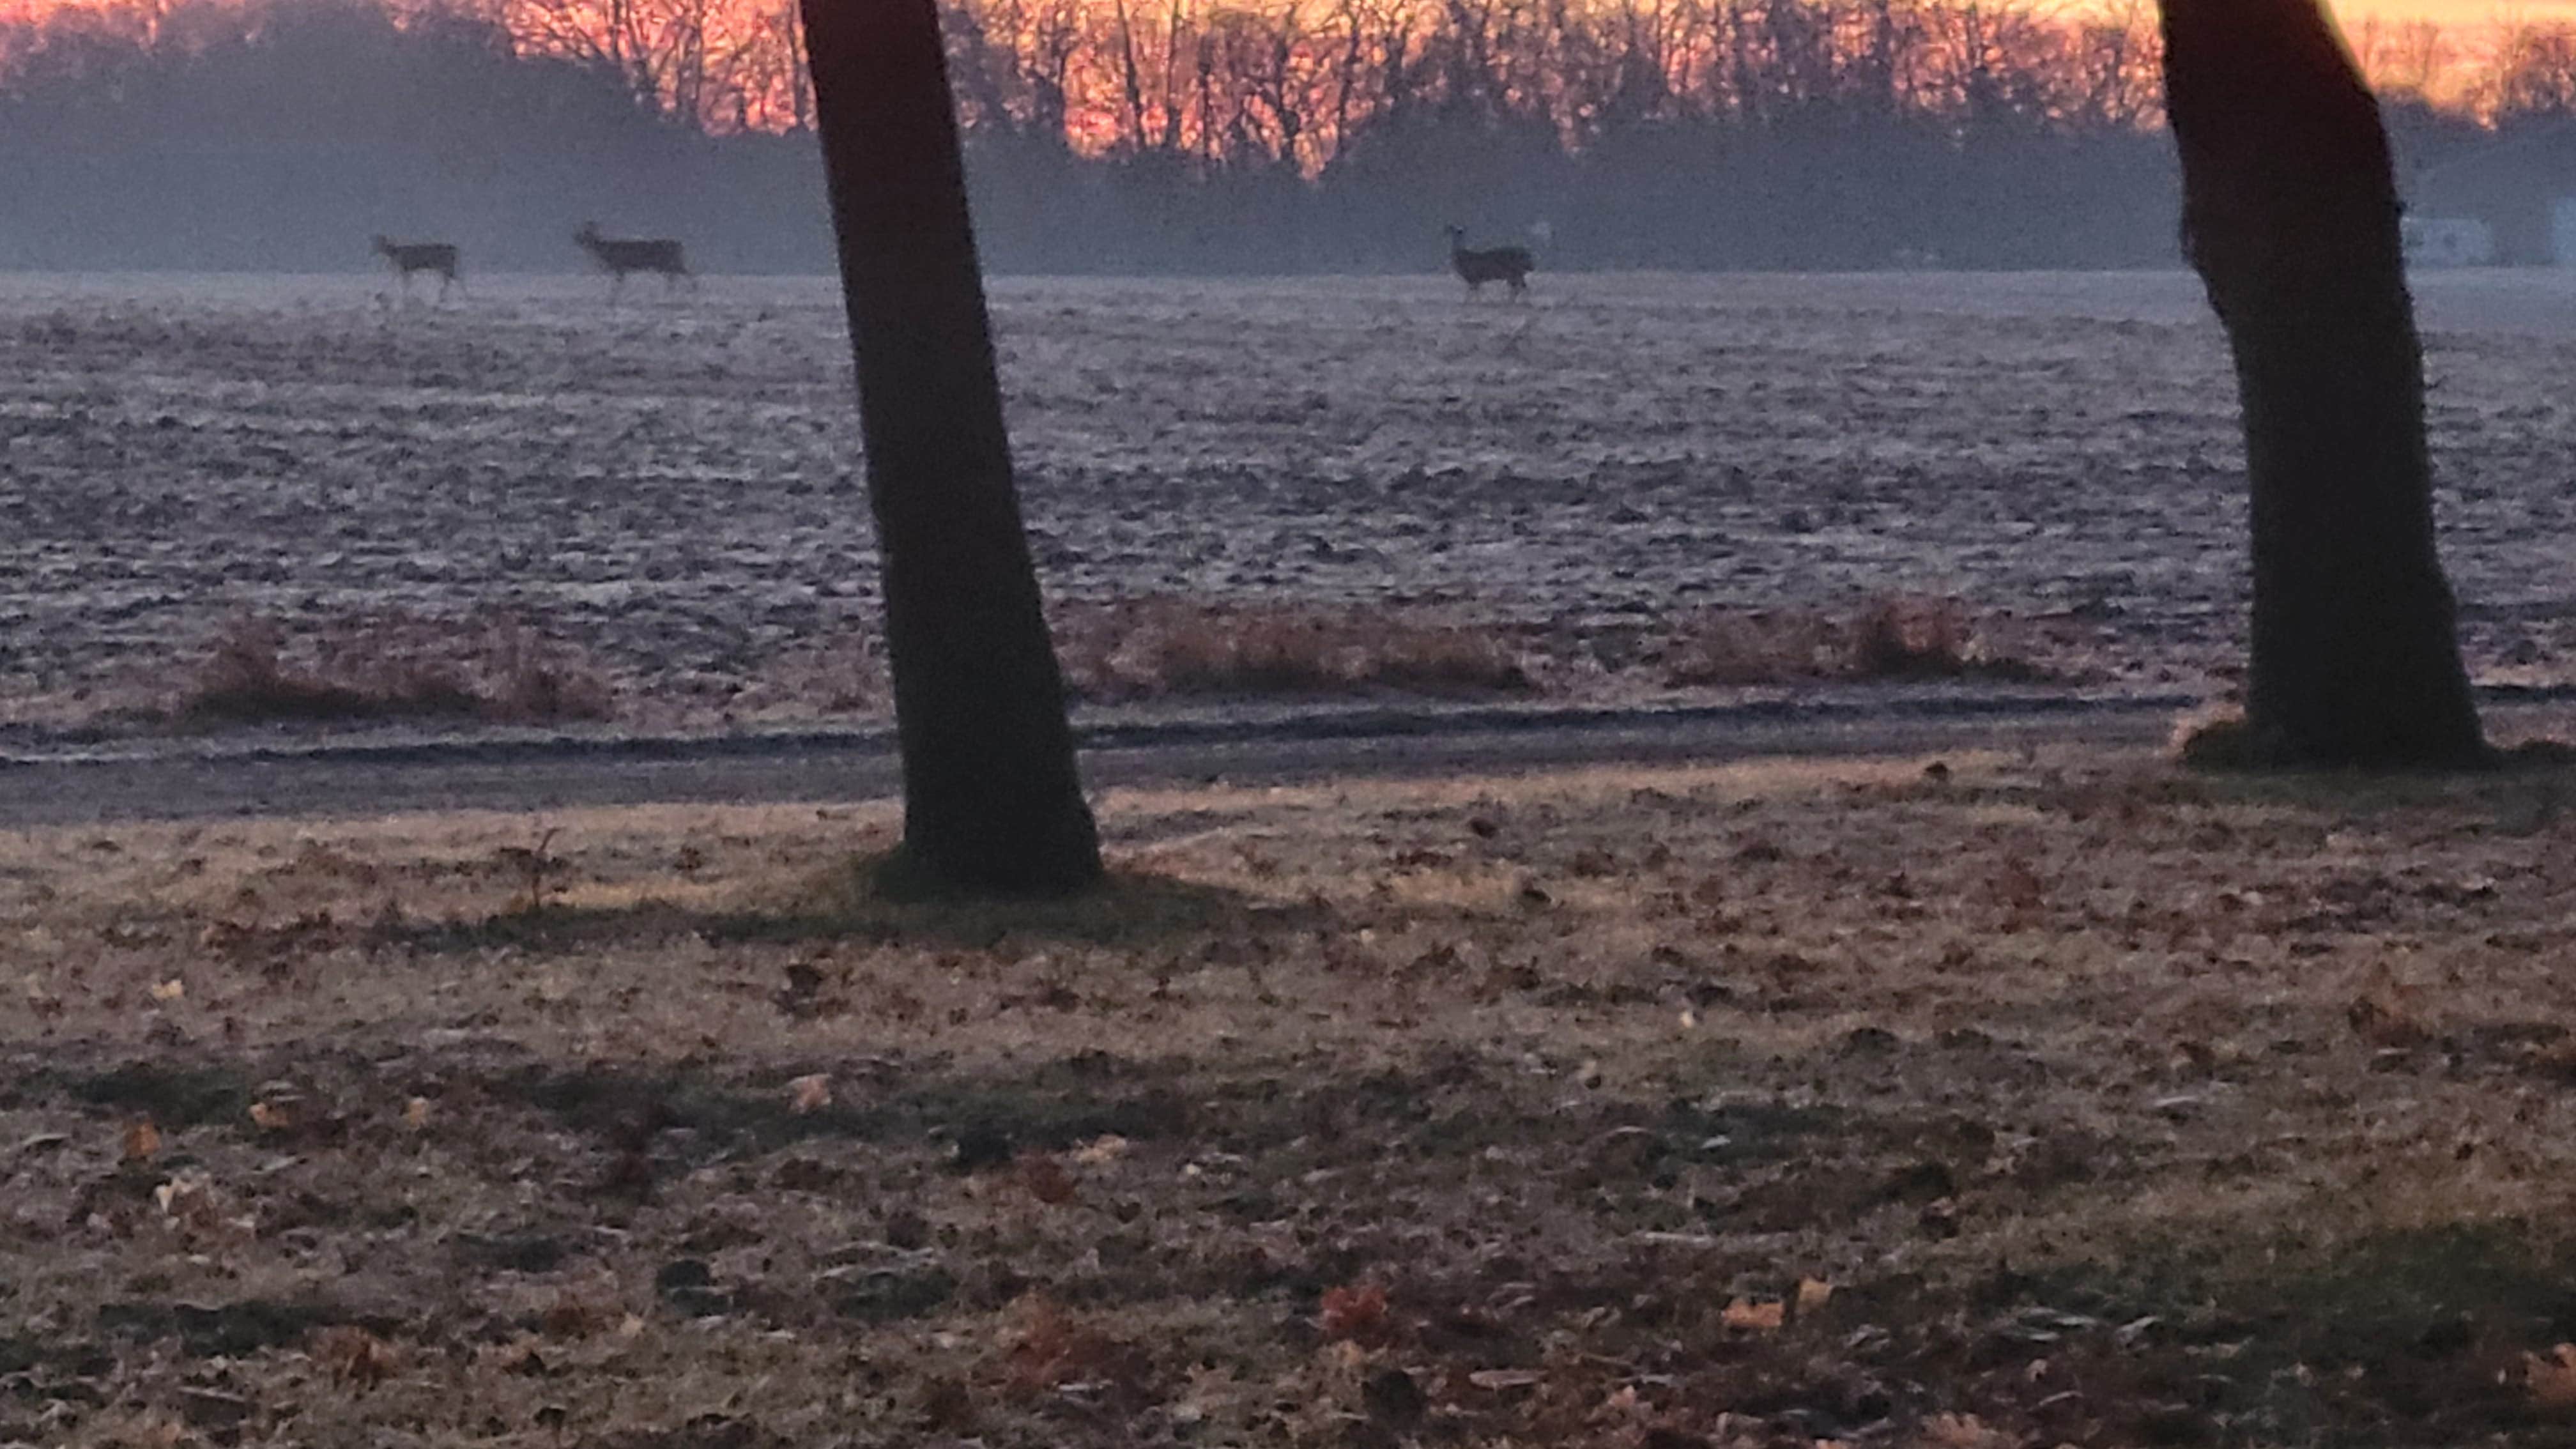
[2160,0,2485,767]
[801,0,1102,893]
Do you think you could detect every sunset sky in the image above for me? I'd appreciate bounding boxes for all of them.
[4,0,2573,28]
[2335,0,2576,19]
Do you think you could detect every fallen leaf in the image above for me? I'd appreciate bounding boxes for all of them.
[312,1324,399,1388]
[1922,1412,2013,1448]
[153,1170,214,1222]
[150,978,186,1002]
[1467,1368,1545,1390]
[787,1073,832,1115]
[121,1119,162,1163]
[2528,1344,2576,1409]
[1073,1133,1131,1165]
[401,1097,434,1129]
[1795,1277,1835,1314]
[249,1099,296,1131]
[1002,1295,1141,1396]
[1721,1296,1785,1332]
[539,1294,617,1340]
[1319,1281,1392,1345]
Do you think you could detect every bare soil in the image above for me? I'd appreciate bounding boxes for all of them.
[9,271,2576,739]
[10,744,2576,1445]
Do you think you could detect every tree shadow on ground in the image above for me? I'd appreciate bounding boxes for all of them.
[2165,725,2576,825]
[392,860,1330,956]
[2014,1220,2576,1446]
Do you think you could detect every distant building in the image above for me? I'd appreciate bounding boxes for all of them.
[2400,215,2496,268]
[2401,119,2576,266]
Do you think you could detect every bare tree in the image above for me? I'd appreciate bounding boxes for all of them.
[800,0,1103,893]
[2160,0,2485,766]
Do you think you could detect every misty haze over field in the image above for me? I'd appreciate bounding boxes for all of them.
[13,0,2169,275]
[1,0,2574,274]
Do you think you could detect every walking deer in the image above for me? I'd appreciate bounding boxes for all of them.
[1445,225,1533,298]
[372,235,460,300]
[574,222,694,298]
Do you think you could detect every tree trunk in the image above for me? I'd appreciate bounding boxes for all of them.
[801,0,1103,893]
[2159,0,2485,767]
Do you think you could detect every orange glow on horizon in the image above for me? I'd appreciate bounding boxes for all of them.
[3,0,2570,22]
[2337,1,2576,17]
[6,0,2575,133]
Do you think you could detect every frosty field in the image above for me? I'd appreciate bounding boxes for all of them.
[5,268,2575,737]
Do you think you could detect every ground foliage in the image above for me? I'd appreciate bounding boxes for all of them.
[9,748,2576,1442]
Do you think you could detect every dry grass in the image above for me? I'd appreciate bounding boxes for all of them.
[1660,595,2054,688]
[10,749,2576,1445]
[47,595,2073,741]
[1052,595,1536,702]
[170,613,615,728]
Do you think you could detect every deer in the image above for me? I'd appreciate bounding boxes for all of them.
[574,222,694,299]
[372,235,461,300]
[1445,224,1534,298]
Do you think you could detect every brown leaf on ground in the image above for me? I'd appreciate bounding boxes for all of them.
[120,1119,161,1163]
[1072,1133,1131,1165]
[1720,1296,1786,1332]
[1466,1368,1545,1390]
[539,1292,619,1340]
[1002,1296,1147,1399]
[1922,1411,2014,1447]
[1319,1280,1392,1345]
[2527,1344,2576,1409]
[786,1073,832,1115]
[1795,1277,1836,1315]
[311,1324,399,1388]
[153,1169,225,1233]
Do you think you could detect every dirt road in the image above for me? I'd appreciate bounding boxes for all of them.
[0,693,2225,826]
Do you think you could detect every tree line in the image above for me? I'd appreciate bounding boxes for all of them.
[9,0,2575,273]
[0,0,2165,272]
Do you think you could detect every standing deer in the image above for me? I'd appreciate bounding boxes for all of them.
[372,235,460,300]
[574,222,694,298]
[1445,225,1533,298]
